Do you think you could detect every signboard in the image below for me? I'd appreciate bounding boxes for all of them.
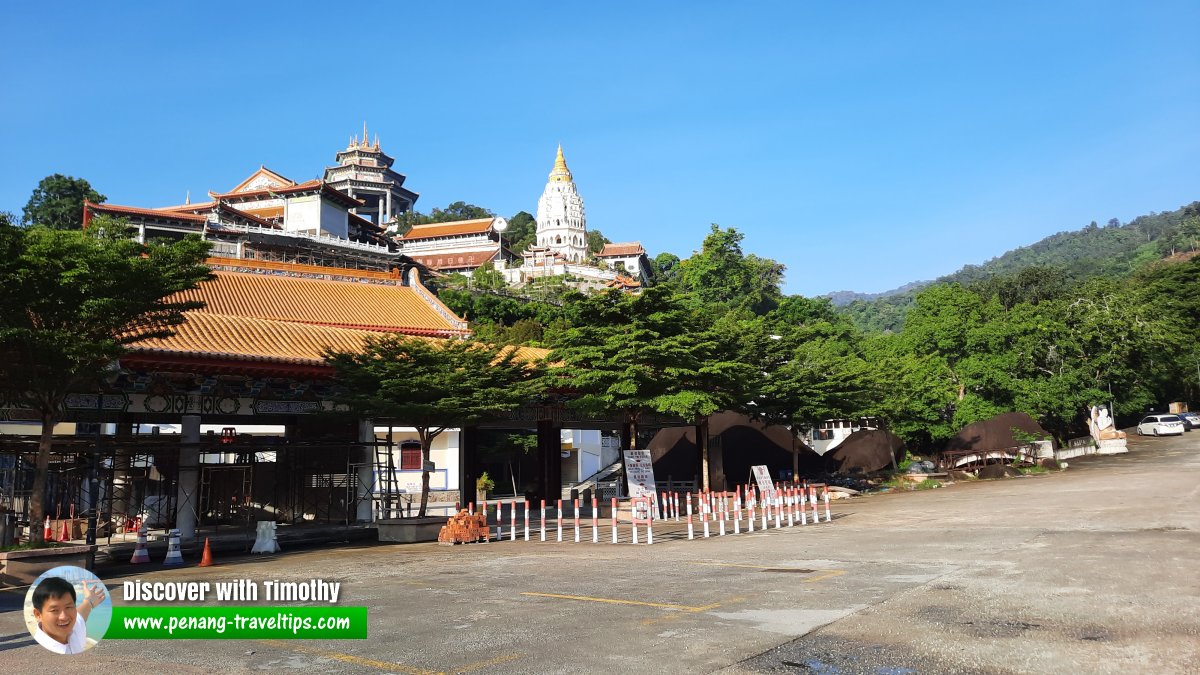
[623,449,657,500]
[751,465,774,500]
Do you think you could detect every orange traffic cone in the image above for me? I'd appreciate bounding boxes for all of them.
[58,519,71,543]
[198,537,214,567]
[43,516,54,541]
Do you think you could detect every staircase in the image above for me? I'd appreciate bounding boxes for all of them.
[562,460,624,500]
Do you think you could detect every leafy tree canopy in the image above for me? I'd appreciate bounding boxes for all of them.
[22,174,105,230]
[325,335,545,515]
[677,225,784,315]
[0,218,212,542]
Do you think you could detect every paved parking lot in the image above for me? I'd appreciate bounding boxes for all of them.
[3,432,1197,674]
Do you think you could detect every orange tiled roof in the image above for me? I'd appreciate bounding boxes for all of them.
[400,218,495,240]
[89,202,208,223]
[132,312,377,365]
[168,270,466,335]
[131,311,548,367]
[597,242,645,257]
[408,247,499,270]
[157,201,217,213]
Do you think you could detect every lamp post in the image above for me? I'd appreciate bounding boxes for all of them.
[492,217,508,288]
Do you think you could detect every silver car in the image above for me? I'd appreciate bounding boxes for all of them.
[1136,414,1185,436]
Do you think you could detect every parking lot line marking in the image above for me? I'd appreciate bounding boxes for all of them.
[802,569,847,583]
[521,592,719,612]
[260,640,439,674]
[451,652,523,674]
[689,562,784,570]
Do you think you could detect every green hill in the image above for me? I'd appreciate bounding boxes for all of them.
[836,200,1200,332]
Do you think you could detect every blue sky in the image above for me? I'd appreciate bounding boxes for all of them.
[1,2,1197,296]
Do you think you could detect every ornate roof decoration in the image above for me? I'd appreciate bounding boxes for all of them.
[548,144,573,183]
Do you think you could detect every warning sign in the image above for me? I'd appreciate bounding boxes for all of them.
[751,464,774,500]
[623,449,657,500]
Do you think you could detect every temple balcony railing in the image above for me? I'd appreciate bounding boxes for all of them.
[217,222,399,255]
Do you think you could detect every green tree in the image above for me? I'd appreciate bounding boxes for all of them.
[678,225,784,314]
[22,174,105,229]
[586,229,611,255]
[325,335,545,516]
[470,261,505,290]
[0,218,212,543]
[505,211,538,253]
[393,201,495,235]
[431,201,494,223]
[552,287,755,488]
[648,252,681,285]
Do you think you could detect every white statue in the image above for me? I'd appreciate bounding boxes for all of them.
[1089,406,1126,442]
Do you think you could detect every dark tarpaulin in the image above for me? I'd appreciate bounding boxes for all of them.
[945,412,1057,453]
[824,429,905,474]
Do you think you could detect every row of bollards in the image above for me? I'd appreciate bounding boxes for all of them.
[468,483,834,546]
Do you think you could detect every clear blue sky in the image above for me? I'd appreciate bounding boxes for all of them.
[2,2,1197,296]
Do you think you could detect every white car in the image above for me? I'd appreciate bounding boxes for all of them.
[1136,414,1185,436]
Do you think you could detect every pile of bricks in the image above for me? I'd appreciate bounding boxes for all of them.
[437,510,491,545]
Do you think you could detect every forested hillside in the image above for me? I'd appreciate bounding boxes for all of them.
[432,220,1200,452]
[836,200,1200,333]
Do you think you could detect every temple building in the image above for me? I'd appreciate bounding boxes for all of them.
[595,242,649,281]
[84,132,418,272]
[323,123,419,230]
[395,216,509,274]
[501,146,645,290]
[535,144,588,263]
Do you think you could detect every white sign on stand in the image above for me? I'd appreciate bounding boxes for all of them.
[623,449,657,499]
[751,465,774,499]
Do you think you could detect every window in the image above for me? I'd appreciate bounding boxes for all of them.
[400,442,422,470]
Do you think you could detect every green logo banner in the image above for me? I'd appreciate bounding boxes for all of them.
[107,606,367,640]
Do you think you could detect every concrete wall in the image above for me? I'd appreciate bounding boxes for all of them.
[320,199,349,239]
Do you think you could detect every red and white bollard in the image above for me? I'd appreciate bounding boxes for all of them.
[800,488,808,526]
[718,492,726,536]
[702,494,711,538]
[824,486,832,523]
[468,502,475,515]
[686,492,695,540]
[573,498,581,543]
[497,502,504,540]
[540,499,547,541]
[810,487,820,523]
[592,496,599,543]
[556,499,564,542]
[524,500,530,541]
[777,485,787,528]
[673,492,681,522]
[510,500,517,541]
[747,487,756,532]
[611,497,619,544]
[733,487,741,534]
[786,488,795,527]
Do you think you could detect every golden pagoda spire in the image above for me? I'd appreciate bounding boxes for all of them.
[184,190,191,205]
[361,121,369,147]
[548,143,573,183]
[374,133,380,149]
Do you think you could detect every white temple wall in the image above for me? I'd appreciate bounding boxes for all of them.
[284,195,321,235]
[319,199,349,239]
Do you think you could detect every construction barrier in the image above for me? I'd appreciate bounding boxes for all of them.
[129,526,150,564]
[162,529,184,565]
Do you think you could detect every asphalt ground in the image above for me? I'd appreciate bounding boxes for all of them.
[2,432,1197,674]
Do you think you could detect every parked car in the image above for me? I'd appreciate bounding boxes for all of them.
[1136,414,1185,436]
[1175,411,1200,431]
